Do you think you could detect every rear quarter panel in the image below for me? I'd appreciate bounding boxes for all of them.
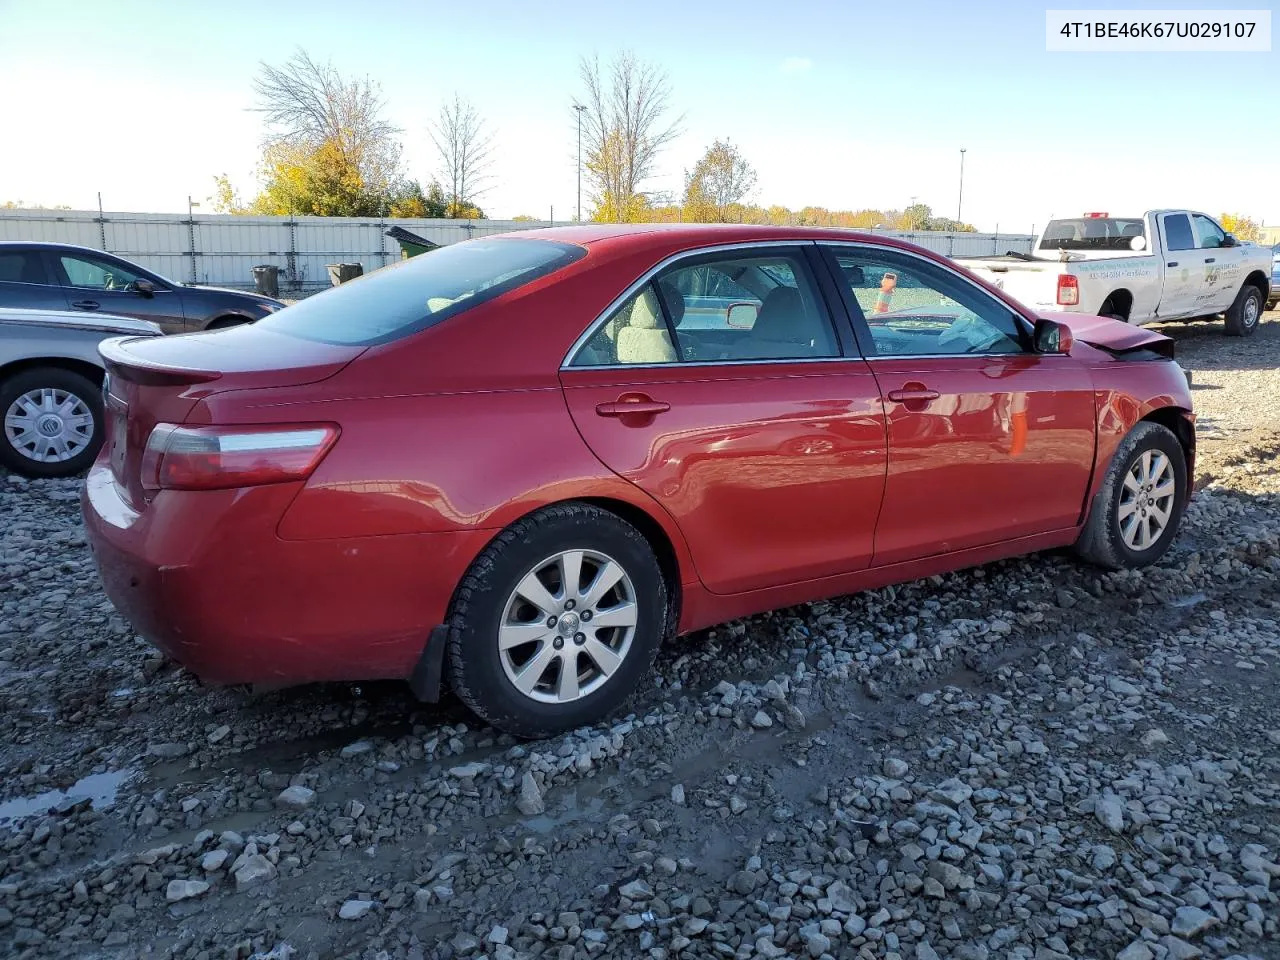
[192,242,701,581]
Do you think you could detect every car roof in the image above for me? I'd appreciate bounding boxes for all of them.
[0,240,112,252]
[496,222,942,260]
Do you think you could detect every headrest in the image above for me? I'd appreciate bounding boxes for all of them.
[629,289,663,329]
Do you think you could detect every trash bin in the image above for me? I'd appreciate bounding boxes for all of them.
[326,263,364,286]
[251,264,280,298]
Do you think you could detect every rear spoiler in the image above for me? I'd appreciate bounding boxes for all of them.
[99,337,223,387]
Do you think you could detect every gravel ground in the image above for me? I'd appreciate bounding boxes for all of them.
[1,310,1279,960]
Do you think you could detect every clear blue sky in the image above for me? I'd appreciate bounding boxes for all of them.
[1,0,1276,232]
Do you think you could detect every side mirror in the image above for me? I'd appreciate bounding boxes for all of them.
[1221,233,1237,248]
[1129,235,1147,251]
[132,279,156,297]
[1033,317,1073,354]
[726,302,758,329]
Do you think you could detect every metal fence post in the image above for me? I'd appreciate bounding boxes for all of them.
[378,219,386,268]
[187,213,198,283]
[287,217,298,291]
[96,192,107,251]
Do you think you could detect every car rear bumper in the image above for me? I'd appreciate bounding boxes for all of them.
[81,463,492,687]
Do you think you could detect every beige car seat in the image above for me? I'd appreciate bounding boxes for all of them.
[615,288,677,364]
[731,287,823,359]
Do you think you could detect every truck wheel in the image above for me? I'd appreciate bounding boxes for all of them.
[1224,285,1262,337]
[1098,299,1126,323]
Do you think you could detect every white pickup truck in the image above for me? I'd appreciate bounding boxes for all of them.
[956,210,1274,336]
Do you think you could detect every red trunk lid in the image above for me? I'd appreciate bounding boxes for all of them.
[98,326,364,507]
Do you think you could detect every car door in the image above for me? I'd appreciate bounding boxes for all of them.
[0,248,71,311]
[1155,213,1200,319]
[560,244,888,595]
[821,244,1096,568]
[51,250,187,333]
[1190,213,1245,312]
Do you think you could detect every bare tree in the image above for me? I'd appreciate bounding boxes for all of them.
[577,51,682,221]
[684,139,757,222]
[429,94,495,217]
[252,48,402,196]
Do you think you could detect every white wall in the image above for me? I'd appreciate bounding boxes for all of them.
[0,210,1034,290]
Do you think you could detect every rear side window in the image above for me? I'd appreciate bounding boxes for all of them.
[0,251,48,285]
[257,238,585,346]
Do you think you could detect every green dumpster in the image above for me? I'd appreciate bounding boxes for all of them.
[385,226,441,260]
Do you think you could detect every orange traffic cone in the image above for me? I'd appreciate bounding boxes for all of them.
[873,272,897,313]
[1010,394,1028,457]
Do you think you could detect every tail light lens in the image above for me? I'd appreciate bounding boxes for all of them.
[1056,274,1080,306]
[141,423,339,491]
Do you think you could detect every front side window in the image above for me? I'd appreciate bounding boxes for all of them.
[1192,214,1226,249]
[831,249,1026,357]
[60,255,145,290]
[1163,214,1195,252]
[258,237,585,347]
[0,252,48,285]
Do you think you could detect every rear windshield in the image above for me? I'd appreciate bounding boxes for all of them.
[1039,217,1146,251]
[256,237,585,346]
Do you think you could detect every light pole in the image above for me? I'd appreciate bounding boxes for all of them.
[572,103,586,222]
[957,148,966,224]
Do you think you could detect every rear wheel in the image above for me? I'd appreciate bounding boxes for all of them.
[445,503,667,738]
[1224,285,1262,337]
[0,367,104,478]
[1074,421,1186,570]
[206,315,251,330]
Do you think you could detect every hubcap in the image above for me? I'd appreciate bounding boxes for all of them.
[1117,449,1175,551]
[4,388,94,463]
[498,549,638,704]
[1243,296,1259,328]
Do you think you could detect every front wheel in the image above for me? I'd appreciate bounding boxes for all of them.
[1224,284,1262,337]
[0,367,104,478]
[1074,421,1187,570]
[445,503,668,738]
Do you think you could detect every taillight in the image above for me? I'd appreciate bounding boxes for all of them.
[1056,274,1080,306]
[141,423,339,491]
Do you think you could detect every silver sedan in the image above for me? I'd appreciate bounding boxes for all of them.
[1,308,161,478]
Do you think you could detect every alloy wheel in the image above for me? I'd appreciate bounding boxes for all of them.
[498,549,638,704]
[1117,449,1175,551]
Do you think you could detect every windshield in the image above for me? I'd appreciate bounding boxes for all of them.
[255,237,585,346]
[1039,217,1146,251]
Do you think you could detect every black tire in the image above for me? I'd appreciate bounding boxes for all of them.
[1223,284,1262,337]
[1098,298,1128,324]
[445,503,668,738]
[205,315,252,330]
[0,367,104,478]
[1074,421,1187,570]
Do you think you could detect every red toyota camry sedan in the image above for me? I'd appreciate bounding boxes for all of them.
[82,225,1194,737]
